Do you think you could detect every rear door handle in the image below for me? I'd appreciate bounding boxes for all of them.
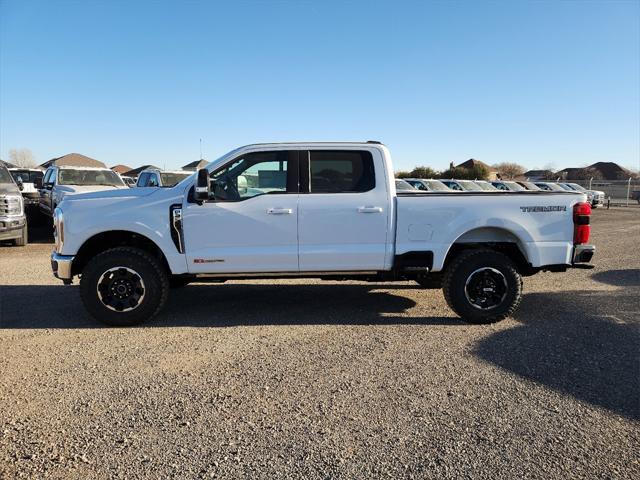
[267,208,293,215]
[358,206,383,213]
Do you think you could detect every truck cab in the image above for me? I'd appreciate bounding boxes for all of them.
[50,142,595,327]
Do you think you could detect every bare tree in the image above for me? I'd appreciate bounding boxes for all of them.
[493,162,526,179]
[8,148,36,167]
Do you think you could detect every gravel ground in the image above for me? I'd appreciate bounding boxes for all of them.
[1,207,638,479]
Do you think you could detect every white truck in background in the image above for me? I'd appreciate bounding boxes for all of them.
[38,166,129,217]
[0,163,28,246]
[50,142,595,326]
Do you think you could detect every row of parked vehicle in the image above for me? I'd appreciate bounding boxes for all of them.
[394,178,605,207]
[0,164,193,246]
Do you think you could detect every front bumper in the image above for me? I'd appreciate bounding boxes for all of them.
[572,244,595,266]
[51,251,75,282]
[0,216,26,240]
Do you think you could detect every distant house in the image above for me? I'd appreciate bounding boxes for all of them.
[182,159,208,171]
[557,162,637,181]
[111,164,132,175]
[0,159,16,168]
[588,162,637,180]
[124,165,160,178]
[40,153,106,169]
[457,159,499,180]
[523,169,556,181]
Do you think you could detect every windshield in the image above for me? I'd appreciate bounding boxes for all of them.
[475,181,499,191]
[520,181,540,190]
[395,179,415,191]
[58,169,125,186]
[0,166,14,184]
[567,183,587,192]
[160,172,191,187]
[458,180,483,191]
[10,170,43,183]
[425,180,451,191]
[558,183,575,191]
[504,181,525,191]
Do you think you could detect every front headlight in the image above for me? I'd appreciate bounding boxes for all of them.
[1,194,23,216]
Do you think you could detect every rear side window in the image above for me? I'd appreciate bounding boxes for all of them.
[309,151,375,193]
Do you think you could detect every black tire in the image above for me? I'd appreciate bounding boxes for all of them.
[80,247,169,326]
[13,225,28,246]
[442,249,522,324]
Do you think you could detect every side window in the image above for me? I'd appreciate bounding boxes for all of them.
[43,169,54,185]
[210,151,293,201]
[309,151,375,193]
[137,173,149,186]
[148,174,159,187]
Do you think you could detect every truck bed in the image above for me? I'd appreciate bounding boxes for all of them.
[395,191,585,271]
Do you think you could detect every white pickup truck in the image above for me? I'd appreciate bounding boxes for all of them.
[50,142,595,326]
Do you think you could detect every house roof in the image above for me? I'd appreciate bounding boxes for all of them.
[111,164,133,174]
[124,165,160,177]
[524,169,555,177]
[0,159,16,168]
[182,159,209,170]
[588,162,637,180]
[40,153,106,169]
[457,158,496,172]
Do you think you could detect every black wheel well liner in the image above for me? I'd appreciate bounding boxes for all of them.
[444,242,535,276]
[72,230,170,276]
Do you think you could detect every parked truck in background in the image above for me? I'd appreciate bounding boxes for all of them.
[38,166,129,217]
[0,163,28,246]
[135,168,192,188]
[9,168,44,210]
[50,142,595,326]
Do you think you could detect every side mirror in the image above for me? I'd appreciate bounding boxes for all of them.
[194,168,210,202]
[34,178,43,189]
[45,182,54,190]
[16,178,24,191]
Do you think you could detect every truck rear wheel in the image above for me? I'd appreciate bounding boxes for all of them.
[80,247,169,326]
[442,249,522,324]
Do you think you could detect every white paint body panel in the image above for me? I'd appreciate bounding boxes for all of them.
[56,142,587,277]
[298,146,393,271]
[182,194,299,273]
[395,193,582,271]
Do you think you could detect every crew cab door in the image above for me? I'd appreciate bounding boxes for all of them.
[182,150,300,273]
[298,149,390,271]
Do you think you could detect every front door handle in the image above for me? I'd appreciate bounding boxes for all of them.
[358,206,383,213]
[267,208,293,215]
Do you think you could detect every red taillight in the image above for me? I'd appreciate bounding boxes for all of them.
[573,202,591,244]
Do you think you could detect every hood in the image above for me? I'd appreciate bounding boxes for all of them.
[0,182,21,196]
[62,186,158,202]
[57,185,129,195]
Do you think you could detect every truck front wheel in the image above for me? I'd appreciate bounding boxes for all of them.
[442,249,522,324]
[80,247,169,326]
[13,225,28,246]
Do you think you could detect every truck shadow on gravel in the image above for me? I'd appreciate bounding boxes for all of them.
[474,288,640,421]
[0,284,458,329]
[591,269,640,287]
